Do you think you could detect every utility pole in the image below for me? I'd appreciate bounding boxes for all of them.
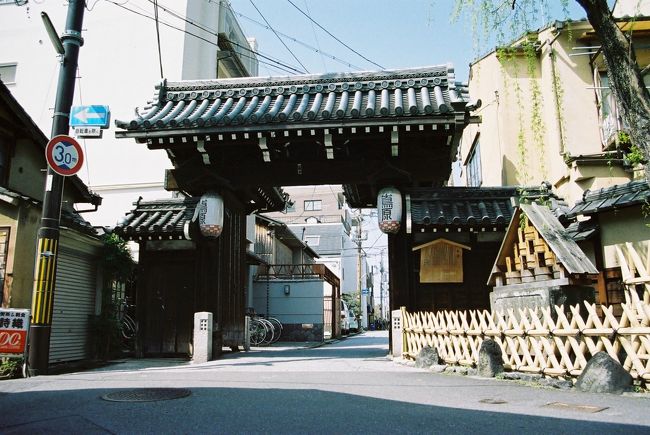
[380,248,385,320]
[356,213,363,330]
[28,0,86,376]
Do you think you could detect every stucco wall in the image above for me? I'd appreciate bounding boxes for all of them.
[0,1,257,228]
[600,206,650,268]
[459,21,644,205]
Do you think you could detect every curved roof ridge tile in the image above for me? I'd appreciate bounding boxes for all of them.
[250,95,272,122]
[264,95,285,122]
[394,88,404,116]
[307,93,323,119]
[223,96,247,124]
[237,95,260,123]
[187,99,210,124]
[209,97,234,124]
[198,98,223,126]
[279,93,298,121]
[144,101,174,127]
[160,101,185,126]
[164,65,452,90]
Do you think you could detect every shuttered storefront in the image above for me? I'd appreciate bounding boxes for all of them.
[49,244,99,364]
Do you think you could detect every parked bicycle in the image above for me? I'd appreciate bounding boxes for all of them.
[117,298,137,340]
[248,315,283,346]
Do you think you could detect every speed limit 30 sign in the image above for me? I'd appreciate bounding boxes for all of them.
[45,135,84,176]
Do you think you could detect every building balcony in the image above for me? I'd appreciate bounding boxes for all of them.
[256,263,339,287]
[217,3,258,77]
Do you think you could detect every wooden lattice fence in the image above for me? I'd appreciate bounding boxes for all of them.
[402,285,650,386]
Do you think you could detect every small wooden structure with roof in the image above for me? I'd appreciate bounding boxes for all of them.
[488,202,598,313]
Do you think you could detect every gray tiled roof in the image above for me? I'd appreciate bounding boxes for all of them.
[113,197,198,241]
[0,186,96,235]
[567,180,650,217]
[565,219,599,242]
[409,187,519,229]
[289,223,345,256]
[519,203,597,275]
[115,66,469,133]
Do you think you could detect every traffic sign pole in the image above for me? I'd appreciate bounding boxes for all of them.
[28,0,85,376]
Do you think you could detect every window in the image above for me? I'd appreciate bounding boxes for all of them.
[284,202,296,213]
[467,141,482,187]
[0,228,9,305]
[304,235,320,246]
[597,70,650,146]
[304,199,322,211]
[0,63,17,85]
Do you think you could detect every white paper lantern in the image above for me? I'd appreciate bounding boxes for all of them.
[197,192,224,238]
[377,187,402,234]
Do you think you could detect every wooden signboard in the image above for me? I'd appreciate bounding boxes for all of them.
[413,239,471,283]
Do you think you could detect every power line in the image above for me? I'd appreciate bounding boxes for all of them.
[285,0,385,70]
[145,0,306,74]
[105,0,302,75]
[227,3,363,71]
[152,0,165,79]
[249,0,309,73]
[302,0,328,72]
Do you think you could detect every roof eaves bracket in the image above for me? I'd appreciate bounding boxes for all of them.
[391,126,399,157]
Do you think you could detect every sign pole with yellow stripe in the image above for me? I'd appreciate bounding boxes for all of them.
[27,0,85,376]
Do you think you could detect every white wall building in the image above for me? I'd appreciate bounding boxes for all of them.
[0,0,257,227]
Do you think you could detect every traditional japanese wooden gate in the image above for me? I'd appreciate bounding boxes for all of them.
[116,66,476,351]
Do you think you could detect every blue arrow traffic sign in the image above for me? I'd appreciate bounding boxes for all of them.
[69,105,110,128]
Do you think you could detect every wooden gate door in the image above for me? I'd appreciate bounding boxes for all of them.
[140,251,196,356]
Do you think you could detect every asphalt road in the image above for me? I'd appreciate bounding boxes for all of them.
[0,331,648,434]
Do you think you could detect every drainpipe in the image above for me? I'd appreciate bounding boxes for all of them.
[548,34,567,157]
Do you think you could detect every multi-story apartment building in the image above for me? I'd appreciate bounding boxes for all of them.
[0,0,257,229]
[457,0,650,306]
[458,0,649,205]
[263,185,375,327]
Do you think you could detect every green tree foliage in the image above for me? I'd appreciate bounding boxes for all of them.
[453,0,650,182]
[101,233,135,282]
[91,233,135,359]
[342,292,360,317]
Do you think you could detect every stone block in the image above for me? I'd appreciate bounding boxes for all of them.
[490,283,595,317]
[192,312,213,364]
[575,352,633,394]
[477,339,504,377]
[415,346,440,368]
[539,377,573,390]
[500,372,543,382]
[429,364,447,373]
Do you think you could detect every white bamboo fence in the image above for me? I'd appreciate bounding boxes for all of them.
[402,243,650,386]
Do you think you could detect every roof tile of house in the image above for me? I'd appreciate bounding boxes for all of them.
[113,197,198,241]
[115,66,470,132]
[567,180,650,217]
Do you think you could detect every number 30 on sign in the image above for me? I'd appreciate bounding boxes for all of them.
[45,135,84,176]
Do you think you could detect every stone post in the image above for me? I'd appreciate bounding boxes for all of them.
[391,309,403,358]
[193,312,213,364]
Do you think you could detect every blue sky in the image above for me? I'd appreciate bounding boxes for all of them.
[230,0,591,82]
